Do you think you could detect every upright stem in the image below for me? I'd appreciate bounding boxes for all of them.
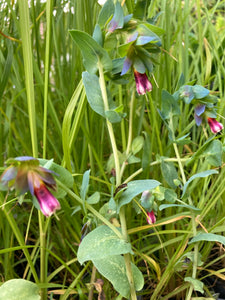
[98,61,137,300]
[173,140,198,300]
[38,212,47,300]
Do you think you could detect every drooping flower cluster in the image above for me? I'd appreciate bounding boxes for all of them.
[0,156,60,217]
[102,1,162,95]
[177,85,223,134]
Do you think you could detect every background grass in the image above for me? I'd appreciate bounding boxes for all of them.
[0,0,225,299]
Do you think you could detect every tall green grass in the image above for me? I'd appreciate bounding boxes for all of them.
[0,0,225,299]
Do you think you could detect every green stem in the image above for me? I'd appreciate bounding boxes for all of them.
[120,91,135,179]
[98,61,137,300]
[38,212,47,300]
[98,61,121,185]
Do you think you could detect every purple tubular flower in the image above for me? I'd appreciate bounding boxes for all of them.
[134,70,152,95]
[147,211,156,224]
[34,182,60,217]
[207,118,223,134]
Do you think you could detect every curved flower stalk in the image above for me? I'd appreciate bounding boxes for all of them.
[0,156,60,217]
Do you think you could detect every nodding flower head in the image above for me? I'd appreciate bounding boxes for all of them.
[0,156,60,217]
[147,211,156,224]
[207,117,223,134]
[134,70,152,95]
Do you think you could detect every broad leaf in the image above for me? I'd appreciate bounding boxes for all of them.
[117,179,160,212]
[160,159,178,189]
[69,30,112,73]
[93,255,144,299]
[82,71,105,117]
[97,0,114,28]
[0,279,40,300]
[77,225,133,264]
[189,233,225,245]
[159,203,200,212]
[192,85,209,99]
[202,139,223,167]
[161,89,180,119]
[182,169,218,198]
[184,277,204,294]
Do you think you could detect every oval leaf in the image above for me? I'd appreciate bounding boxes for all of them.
[69,30,112,73]
[182,169,218,198]
[93,255,144,299]
[189,233,225,245]
[0,279,40,300]
[118,179,160,212]
[82,71,105,117]
[77,225,132,264]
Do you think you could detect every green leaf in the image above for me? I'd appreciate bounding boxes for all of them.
[181,169,218,198]
[105,110,122,123]
[160,160,178,189]
[202,139,223,167]
[93,255,144,299]
[82,71,105,117]
[184,277,204,294]
[0,279,40,300]
[164,188,177,203]
[86,191,100,204]
[159,203,200,212]
[80,170,90,201]
[92,24,103,46]
[69,30,112,73]
[77,225,133,264]
[108,1,124,32]
[161,89,180,119]
[117,179,160,212]
[189,233,225,245]
[192,85,209,99]
[136,24,161,46]
[97,0,114,28]
[131,136,144,155]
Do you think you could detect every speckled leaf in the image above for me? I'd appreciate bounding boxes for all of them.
[77,225,132,264]
[184,277,204,294]
[189,233,225,245]
[93,255,144,299]
[117,179,160,212]
[82,71,105,117]
[0,279,40,300]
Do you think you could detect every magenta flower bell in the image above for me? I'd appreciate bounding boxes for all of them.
[134,70,152,95]
[147,211,156,224]
[0,156,60,217]
[207,118,223,134]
